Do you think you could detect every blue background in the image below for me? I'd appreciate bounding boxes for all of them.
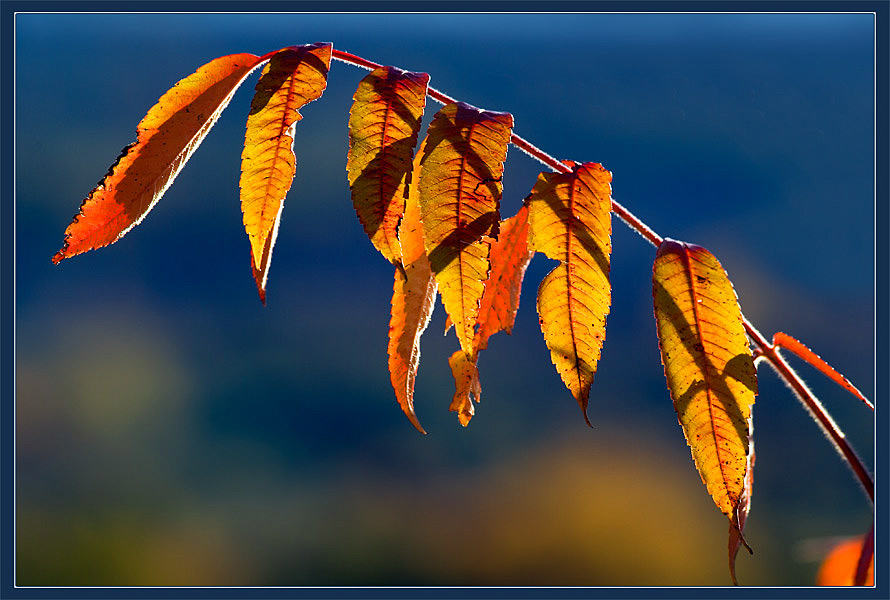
[14,12,875,587]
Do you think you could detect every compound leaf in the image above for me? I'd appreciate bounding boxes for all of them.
[54,53,262,263]
[652,239,757,528]
[527,162,613,425]
[240,43,332,303]
[418,102,513,355]
[348,66,429,264]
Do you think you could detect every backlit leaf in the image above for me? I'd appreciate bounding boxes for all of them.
[387,156,436,433]
[53,53,262,263]
[447,204,533,425]
[240,43,332,303]
[527,162,612,424]
[652,239,757,526]
[347,66,429,264]
[417,102,513,355]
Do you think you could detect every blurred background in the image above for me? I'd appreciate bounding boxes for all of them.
[15,12,875,587]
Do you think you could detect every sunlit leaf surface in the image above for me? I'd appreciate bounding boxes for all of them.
[54,53,262,263]
[348,66,429,264]
[652,239,757,524]
[240,43,332,302]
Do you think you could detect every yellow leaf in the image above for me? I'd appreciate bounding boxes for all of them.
[387,155,436,433]
[347,66,429,264]
[417,102,513,355]
[652,238,757,524]
[240,43,332,302]
[448,350,481,426]
[527,162,613,424]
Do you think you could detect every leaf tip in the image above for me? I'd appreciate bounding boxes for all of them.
[51,250,66,264]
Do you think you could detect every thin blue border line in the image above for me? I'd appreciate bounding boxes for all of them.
[3,2,886,599]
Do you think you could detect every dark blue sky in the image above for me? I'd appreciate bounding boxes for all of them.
[15,12,876,586]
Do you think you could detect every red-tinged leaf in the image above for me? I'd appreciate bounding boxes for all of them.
[417,101,513,355]
[653,239,758,525]
[526,163,613,425]
[817,532,874,586]
[240,43,332,302]
[448,350,481,426]
[446,204,533,426]
[729,447,754,585]
[53,53,262,263]
[773,331,873,409]
[387,157,436,433]
[347,66,430,264]
[474,204,533,352]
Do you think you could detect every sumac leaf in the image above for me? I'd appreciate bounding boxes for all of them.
[387,156,436,433]
[240,43,332,303]
[652,239,757,528]
[347,66,429,264]
[417,101,513,355]
[527,162,612,424]
[447,204,533,425]
[816,533,875,586]
[54,53,262,263]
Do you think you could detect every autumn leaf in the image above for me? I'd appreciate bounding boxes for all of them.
[773,331,873,409]
[53,53,262,263]
[417,101,513,355]
[817,532,874,586]
[447,204,533,426]
[240,43,332,303]
[652,239,757,529]
[347,66,430,264]
[387,155,436,433]
[526,162,613,425]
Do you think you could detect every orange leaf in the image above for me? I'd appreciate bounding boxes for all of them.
[347,66,429,264]
[240,43,332,303]
[527,163,613,424]
[817,533,874,586]
[387,156,436,433]
[652,239,757,525]
[448,350,481,426]
[447,204,533,425]
[772,331,873,409]
[417,102,513,355]
[53,53,262,264]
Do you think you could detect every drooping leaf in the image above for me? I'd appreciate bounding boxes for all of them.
[652,238,757,527]
[728,447,754,585]
[526,162,613,425]
[417,101,513,355]
[816,532,874,586]
[447,204,533,425]
[448,350,481,426]
[387,156,436,433]
[773,331,873,409]
[53,53,262,264]
[347,66,430,264]
[240,43,332,303]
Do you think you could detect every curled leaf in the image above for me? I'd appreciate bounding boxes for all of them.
[448,350,481,426]
[418,102,513,355]
[652,239,757,527]
[54,53,262,263]
[348,66,430,264]
[240,43,332,303]
[527,162,613,424]
[728,447,754,585]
